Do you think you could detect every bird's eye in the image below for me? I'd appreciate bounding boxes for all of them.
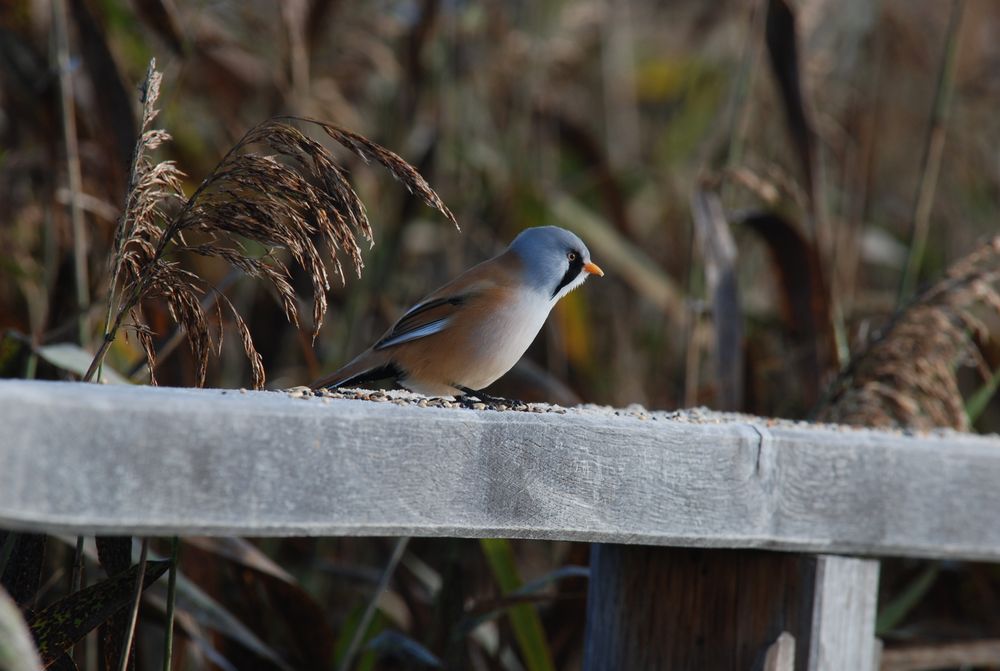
[567,251,577,262]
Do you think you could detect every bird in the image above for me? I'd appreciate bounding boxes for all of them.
[311,226,603,398]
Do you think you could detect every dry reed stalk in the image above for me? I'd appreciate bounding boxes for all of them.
[161,537,179,671]
[817,236,1000,431]
[690,186,742,411]
[117,538,147,671]
[336,537,410,671]
[52,0,90,344]
[85,59,456,388]
[898,0,966,303]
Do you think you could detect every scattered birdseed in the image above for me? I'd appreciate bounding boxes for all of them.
[276,386,997,440]
[283,386,565,414]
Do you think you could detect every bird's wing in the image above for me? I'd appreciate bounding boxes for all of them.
[373,295,468,349]
[372,258,510,351]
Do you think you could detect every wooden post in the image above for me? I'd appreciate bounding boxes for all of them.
[583,546,879,670]
[808,556,881,670]
[763,632,796,671]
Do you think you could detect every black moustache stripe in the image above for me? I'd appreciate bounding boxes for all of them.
[551,256,584,298]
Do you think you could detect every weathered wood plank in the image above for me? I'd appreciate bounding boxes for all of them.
[2,380,1000,560]
[582,547,817,670]
[880,639,1000,670]
[582,548,880,670]
[808,556,880,671]
[763,632,796,671]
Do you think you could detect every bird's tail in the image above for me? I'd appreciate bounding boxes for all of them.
[310,349,401,390]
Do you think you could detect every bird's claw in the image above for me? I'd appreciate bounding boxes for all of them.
[456,387,527,411]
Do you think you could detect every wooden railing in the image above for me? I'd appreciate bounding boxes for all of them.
[4,379,999,669]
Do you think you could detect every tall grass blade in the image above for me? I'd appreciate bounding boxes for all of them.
[116,539,148,671]
[876,563,940,635]
[764,0,815,211]
[742,211,836,407]
[52,0,90,346]
[966,365,1000,425]
[0,534,16,582]
[0,534,45,608]
[365,630,442,668]
[161,538,178,671]
[182,538,333,665]
[458,566,589,634]
[131,0,184,54]
[68,536,85,666]
[97,537,133,671]
[337,537,409,671]
[56,534,294,670]
[691,187,743,411]
[182,537,294,584]
[168,569,292,670]
[763,0,846,367]
[26,559,168,665]
[37,343,129,384]
[899,0,966,302]
[479,539,556,671]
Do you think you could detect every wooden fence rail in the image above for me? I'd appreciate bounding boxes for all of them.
[2,379,998,670]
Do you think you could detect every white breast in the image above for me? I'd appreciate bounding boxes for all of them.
[460,290,554,390]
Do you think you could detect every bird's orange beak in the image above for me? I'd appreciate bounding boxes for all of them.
[584,261,604,277]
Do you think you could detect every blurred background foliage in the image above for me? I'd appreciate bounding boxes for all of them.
[3,0,1000,669]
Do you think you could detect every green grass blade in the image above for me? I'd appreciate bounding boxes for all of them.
[336,537,408,671]
[0,533,16,580]
[162,537,179,671]
[27,559,169,665]
[53,535,293,671]
[37,343,130,384]
[479,539,555,671]
[876,563,940,635]
[332,606,383,671]
[966,366,1000,424]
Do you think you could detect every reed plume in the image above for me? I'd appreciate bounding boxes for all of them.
[85,59,456,388]
[817,236,1000,430]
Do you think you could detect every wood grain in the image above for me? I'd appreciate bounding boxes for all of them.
[583,549,878,670]
[880,639,1000,670]
[763,632,796,671]
[808,556,880,671]
[2,380,999,561]
[583,547,817,670]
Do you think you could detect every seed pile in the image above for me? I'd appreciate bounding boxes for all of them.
[284,386,564,413]
[278,386,992,442]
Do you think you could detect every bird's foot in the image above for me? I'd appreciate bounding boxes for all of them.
[456,387,527,411]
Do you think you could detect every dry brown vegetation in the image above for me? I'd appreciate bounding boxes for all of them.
[87,60,455,390]
[819,235,1000,431]
[3,0,1000,669]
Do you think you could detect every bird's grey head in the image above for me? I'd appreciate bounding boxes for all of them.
[507,226,603,301]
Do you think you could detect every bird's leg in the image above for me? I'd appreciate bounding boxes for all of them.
[456,386,526,410]
[455,394,481,409]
